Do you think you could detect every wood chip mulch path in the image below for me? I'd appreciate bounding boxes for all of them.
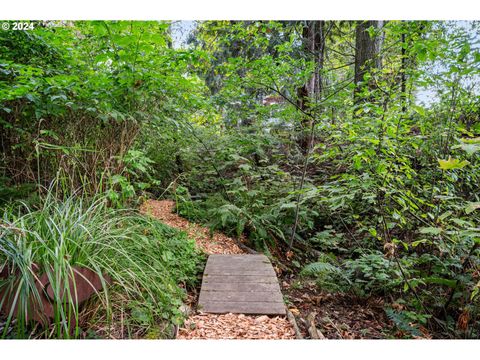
[140,199,295,340]
[177,313,295,340]
[140,200,243,255]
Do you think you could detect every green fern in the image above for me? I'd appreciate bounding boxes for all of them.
[301,261,341,277]
[385,308,422,337]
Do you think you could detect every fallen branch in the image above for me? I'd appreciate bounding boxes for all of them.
[172,324,179,339]
[325,316,343,339]
[234,237,258,254]
[286,310,303,339]
[307,312,326,339]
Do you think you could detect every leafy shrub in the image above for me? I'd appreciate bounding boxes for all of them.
[302,251,400,296]
[173,185,197,219]
[0,177,38,207]
[173,129,321,250]
[106,149,159,208]
[385,308,427,338]
[301,256,351,292]
[344,251,400,295]
[309,228,347,253]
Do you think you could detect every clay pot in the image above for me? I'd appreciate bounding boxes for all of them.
[0,263,111,325]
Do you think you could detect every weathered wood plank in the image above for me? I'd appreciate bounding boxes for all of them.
[206,265,270,272]
[201,282,281,292]
[208,254,268,260]
[205,270,276,276]
[205,259,271,266]
[205,261,272,268]
[205,261,272,269]
[199,291,284,303]
[207,254,269,261]
[200,301,286,315]
[198,254,286,315]
[203,275,278,283]
[205,264,275,275]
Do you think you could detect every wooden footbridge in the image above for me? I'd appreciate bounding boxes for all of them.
[198,254,286,315]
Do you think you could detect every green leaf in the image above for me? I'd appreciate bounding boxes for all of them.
[419,227,442,235]
[461,137,480,144]
[460,143,480,155]
[411,239,431,247]
[50,94,67,102]
[471,285,480,301]
[438,157,469,170]
[413,105,426,116]
[416,46,427,62]
[131,307,150,325]
[279,202,297,210]
[438,211,452,221]
[423,277,456,288]
[465,202,480,215]
[238,163,252,171]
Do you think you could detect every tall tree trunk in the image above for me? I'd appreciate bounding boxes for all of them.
[297,20,325,152]
[354,20,384,105]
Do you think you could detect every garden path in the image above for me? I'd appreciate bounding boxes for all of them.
[140,200,294,339]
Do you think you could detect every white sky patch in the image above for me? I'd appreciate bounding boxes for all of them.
[170,20,197,49]
[416,21,480,107]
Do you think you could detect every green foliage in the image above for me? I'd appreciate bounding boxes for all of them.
[309,229,346,252]
[0,177,37,206]
[301,251,400,296]
[0,21,207,200]
[438,157,470,170]
[385,308,424,337]
[0,190,204,339]
[300,254,351,292]
[106,149,159,207]
[173,126,321,250]
[344,252,400,295]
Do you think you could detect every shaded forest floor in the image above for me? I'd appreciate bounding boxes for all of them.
[282,280,393,339]
[141,199,395,339]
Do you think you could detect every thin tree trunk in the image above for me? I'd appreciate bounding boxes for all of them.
[400,31,407,114]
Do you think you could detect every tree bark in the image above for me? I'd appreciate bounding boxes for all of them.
[354,20,384,105]
[297,21,325,152]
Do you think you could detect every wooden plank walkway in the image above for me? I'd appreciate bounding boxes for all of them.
[198,254,286,315]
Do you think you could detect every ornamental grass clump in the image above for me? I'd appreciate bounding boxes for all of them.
[0,191,202,338]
